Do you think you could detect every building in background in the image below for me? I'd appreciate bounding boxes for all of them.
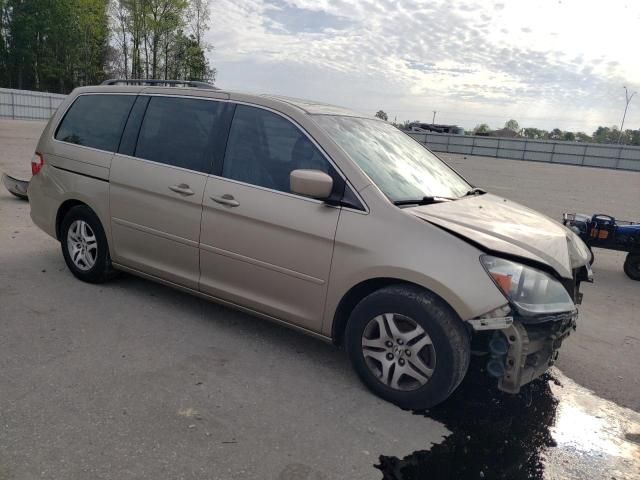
[407,122,465,135]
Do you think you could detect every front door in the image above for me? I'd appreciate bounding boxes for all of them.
[110,95,229,289]
[199,104,341,331]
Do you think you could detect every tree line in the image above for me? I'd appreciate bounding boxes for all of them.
[472,120,640,146]
[0,0,215,94]
[376,109,640,146]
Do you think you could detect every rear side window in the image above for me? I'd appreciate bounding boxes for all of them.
[222,105,330,193]
[55,95,135,151]
[135,96,224,173]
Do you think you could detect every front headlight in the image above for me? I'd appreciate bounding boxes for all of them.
[567,230,591,268]
[480,255,575,316]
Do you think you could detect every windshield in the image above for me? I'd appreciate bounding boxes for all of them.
[313,115,471,202]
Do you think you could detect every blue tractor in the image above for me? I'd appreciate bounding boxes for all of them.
[563,213,640,281]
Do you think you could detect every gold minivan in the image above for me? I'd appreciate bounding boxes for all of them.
[28,80,593,408]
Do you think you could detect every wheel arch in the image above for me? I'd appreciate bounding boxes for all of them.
[55,199,89,240]
[330,277,464,346]
[55,198,112,256]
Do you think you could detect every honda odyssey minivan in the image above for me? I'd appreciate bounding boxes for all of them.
[28,79,593,408]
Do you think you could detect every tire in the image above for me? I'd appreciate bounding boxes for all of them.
[60,205,117,284]
[588,246,595,266]
[624,253,640,281]
[345,284,470,410]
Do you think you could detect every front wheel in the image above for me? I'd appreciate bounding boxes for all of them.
[345,285,470,410]
[624,253,640,281]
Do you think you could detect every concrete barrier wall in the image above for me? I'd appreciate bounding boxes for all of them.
[0,88,66,120]
[408,131,640,171]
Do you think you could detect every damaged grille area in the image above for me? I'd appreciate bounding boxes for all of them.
[482,312,578,394]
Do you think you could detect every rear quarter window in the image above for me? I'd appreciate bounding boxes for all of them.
[55,94,136,152]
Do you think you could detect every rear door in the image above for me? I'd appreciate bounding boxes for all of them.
[109,94,231,289]
[43,93,136,237]
[199,104,342,331]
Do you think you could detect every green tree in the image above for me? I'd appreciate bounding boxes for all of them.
[615,129,640,145]
[77,0,110,86]
[0,0,10,87]
[111,0,215,83]
[146,0,187,78]
[592,126,622,144]
[1,0,109,92]
[592,126,609,143]
[607,127,620,143]
[548,128,563,140]
[187,0,209,47]
[575,132,592,143]
[375,110,388,121]
[504,119,519,132]
[473,123,491,134]
[109,0,130,78]
[563,131,576,141]
[523,128,547,139]
[0,0,217,92]
[170,29,214,81]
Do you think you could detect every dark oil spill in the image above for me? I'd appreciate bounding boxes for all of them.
[375,359,640,480]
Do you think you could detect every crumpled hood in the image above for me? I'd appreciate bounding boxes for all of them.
[408,194,591,279]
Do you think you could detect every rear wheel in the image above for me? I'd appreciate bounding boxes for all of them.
[60,205,117,283]
[624,253,640,281]
[345,285,470,409]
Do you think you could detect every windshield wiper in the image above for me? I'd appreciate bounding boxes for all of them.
[393,196,453,206]
[464,187,487,196]
[394,189,484,206]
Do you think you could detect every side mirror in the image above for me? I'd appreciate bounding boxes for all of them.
[290,169,333,200]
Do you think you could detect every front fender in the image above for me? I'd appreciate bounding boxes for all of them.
[322,208,507,337]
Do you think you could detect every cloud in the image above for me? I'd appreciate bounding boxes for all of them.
[265,0,352,33]
[206,0,640,131]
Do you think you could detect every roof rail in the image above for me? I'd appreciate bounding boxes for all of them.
[101,79,219,90]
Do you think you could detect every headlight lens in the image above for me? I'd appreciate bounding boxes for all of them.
[480,255,575,315]
[567,230,591,268]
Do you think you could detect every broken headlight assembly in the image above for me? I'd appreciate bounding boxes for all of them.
[480,255,575,317]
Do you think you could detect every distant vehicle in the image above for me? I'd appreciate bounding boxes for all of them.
[408,122,465,135]
[563,213,640,280]
[27,79,592,409]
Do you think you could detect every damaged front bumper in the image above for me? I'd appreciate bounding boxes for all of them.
[469,310,577,393]
[468,260,589,393]
[496,312,576,393]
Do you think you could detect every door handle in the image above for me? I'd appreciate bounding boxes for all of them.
[210,193,240,207]
[169,184,194,196]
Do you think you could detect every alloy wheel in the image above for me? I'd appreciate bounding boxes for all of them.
[361,313,436,391]
[66,220,98,271]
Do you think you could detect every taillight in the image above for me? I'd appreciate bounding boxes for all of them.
[31,152,44,176]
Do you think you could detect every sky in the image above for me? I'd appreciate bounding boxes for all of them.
[206,0,640,132]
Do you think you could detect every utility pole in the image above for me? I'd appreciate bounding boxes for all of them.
[618,86,637,144]
[432,111,437,124]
